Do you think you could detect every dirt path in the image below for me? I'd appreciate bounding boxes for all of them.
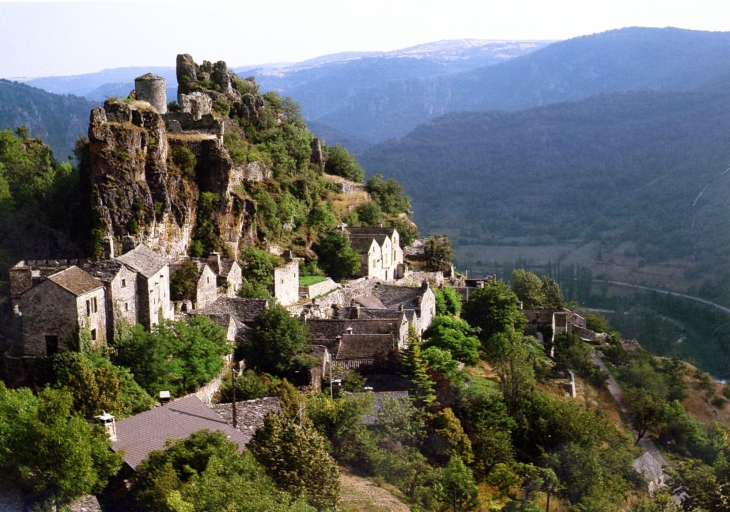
[340,472,411,512]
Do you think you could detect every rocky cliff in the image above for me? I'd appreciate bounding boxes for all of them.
[84,55,271,260]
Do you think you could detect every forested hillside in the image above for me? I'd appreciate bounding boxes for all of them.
[321,27,730,143]
[360,82,730,299]
[0,79,97,159]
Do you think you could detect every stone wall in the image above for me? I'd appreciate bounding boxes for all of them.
[396,271,444,288]
[196,265,218,309]
[193,366,228,405]
[108,265,137,341]
[299,278,340,300]
[273,260,299,306]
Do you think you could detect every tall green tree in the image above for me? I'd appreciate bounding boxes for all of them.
[113,316,230,397]
[244,304,311,378]
[0,384,122,510]
[402,327,437,407]
[440,456,479,511]
[324,144,365,182]
[313,230,362,281]
[510,269,545,309]
[423,316,480,365]
[248,413,340,510]
[461,280,526,345]
[129,430,313,512]
[365,173,412,215]
[433,287,463,316]
[424,234,455,273]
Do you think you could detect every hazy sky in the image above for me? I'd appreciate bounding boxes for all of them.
[1,0,728,78]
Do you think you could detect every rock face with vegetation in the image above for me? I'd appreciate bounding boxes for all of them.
[80,55,300,260]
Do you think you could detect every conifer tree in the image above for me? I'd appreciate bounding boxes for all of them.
[402,327,436,407]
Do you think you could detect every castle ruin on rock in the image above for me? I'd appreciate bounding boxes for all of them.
[86,54,270,262]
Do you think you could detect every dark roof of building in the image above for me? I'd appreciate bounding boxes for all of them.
[117,245,168,278]
[349,233,390,248]
[211,397,281,439]
[348,237,377,253]
[336,334,394,360]
[199,297,268,324]
[351,295,386,309]
[306,318,401,341]
[112,395,249,469]
[374,283,429,310]
[346,227,396,238]
[78,260,129,283]
[218,259,236,277]
[47,266,104,296]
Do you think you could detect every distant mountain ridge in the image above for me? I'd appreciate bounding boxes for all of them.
[320,27,730,143]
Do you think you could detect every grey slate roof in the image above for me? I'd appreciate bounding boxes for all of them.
[199,296,268,324]
[117,244,168,278]
[306,318,401,341]
[374,284,428,310]
[336,334,395,360]
[351,295,386,309]
[47,266,104,296]
[112,395,249,469]
[79,260,128,283]
[346,227,396,238]
[348,237,377,253]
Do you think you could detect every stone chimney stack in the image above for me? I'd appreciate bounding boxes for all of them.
[134,73,167,114]
[103,236,115,260]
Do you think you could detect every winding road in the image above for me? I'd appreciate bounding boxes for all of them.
[593,279,730,315]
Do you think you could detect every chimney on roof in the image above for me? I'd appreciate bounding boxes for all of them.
[346,326,353,335]
[207,252,221,273]
[94,411,117,442]
[103,236,115,260]
[354,304,361,319]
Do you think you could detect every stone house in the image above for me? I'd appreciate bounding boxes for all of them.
[190,296,268,343]
[9,259,84,312]
[306,316,409,351]
[19,266,106,356]
[344,226,404,281]
[372,281,436,334]
[116,244,173,329]
[273,258,300,306]
[170,260,218,310]
[79,260,138,342]
[203,252,242,297]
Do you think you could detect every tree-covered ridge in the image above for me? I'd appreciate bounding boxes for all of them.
[360,84,730,297]
[0,79,98,160]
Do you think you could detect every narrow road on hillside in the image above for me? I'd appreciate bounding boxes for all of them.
[592,353,667,462]
[593,279,730,315]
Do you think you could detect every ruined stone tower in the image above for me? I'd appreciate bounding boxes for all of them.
[134,73,167,114]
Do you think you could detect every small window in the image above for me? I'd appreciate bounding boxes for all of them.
[86,300,91,316]
[207,277,210,284]
[124,302,128,312]
[121,278,126,288]
[45,335,59,355]
[92,297,98,313]
[91,329,97,341]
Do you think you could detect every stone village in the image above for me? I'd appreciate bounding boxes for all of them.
[1,55,665,509]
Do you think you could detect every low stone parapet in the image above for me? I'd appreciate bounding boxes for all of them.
[299,278,340,300]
